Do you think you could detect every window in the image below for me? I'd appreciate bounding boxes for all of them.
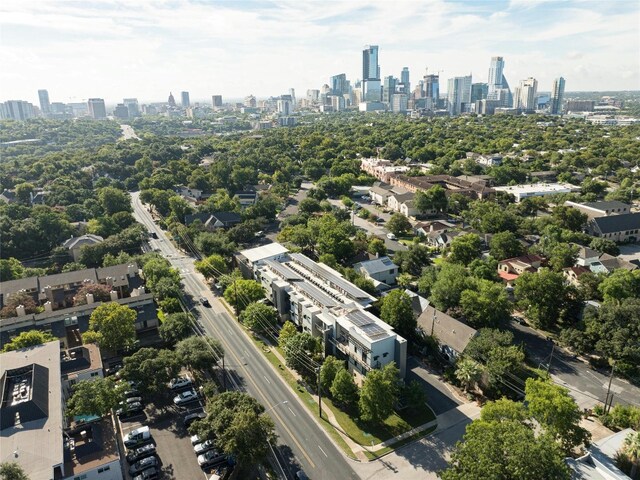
[373,355,379,361]
[383,352,388,358]
[91,372,99,377]
[98,466,110,473]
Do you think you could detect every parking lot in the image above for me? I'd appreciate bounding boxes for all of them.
[118,388,209,479]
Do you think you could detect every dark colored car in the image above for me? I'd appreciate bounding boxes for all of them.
[132,466,160,480]
[117,401,144,418]
[126,443,157,464]
[129,455,158,475]
[200,297,210,307]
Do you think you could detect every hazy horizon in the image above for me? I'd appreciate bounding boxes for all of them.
[2,0,639,106]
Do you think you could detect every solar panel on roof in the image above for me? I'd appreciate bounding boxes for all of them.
[361,323,390,339]
[296,282,338,307]
[347,310,373,327]
[264,260,303,281]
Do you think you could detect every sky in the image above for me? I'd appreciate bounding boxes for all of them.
[1,0,639,105]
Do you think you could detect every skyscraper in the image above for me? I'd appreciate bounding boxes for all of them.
[551,77,566,114]
[123,98,140,117]
[400,67,410,95]
[87,98,107,119]
[168,92,176,107]
[362,45,381,102]
[181,91,190,108]
[330,74,348,96]
[515,77,538,111]
[383,76,397,104]
[487,56,512,107]
[38,90,50,116]
[212,95,223,108]
[0,100,36,120]
[447,75,472,116]
[424,74,440,107]
[471,83,488,103]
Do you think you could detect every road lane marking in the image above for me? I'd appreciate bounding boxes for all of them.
[263,375,271,385]
[288,406,297,417]
[318,445,328,457]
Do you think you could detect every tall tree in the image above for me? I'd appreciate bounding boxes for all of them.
[319,356,343,394]
[176,336,224,371]
[0,462,30,480]
[240,302,278,333]
[283,332,322,381]
[97,186,132,215]
[430,263,472,311]
[414,185,448,214]
[2,330,56,352]
[359,363,399,424]
[82,303,136,353]
[67,377,126,417]
[447,233,482,266]
[489,231,524,260]
[121,348,181,395]
[455,358,483,392]
[158,312,192,344]
[380,290,416,340]
[330,368,359,409]
[460,279,511,328]
[386,213,412,236]
[224,279,265,314]
[515,269,569,329]
[278,321,298,348]
[194,254,229,280]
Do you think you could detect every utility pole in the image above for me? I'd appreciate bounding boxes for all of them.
[316,367,322,419]
[222,354,227,391]
[234,280,239,316]
[546,341,555,373]
[605,361,616,414]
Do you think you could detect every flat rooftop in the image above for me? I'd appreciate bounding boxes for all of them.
[494,183,580,195]
[63,419,120,477]
[239,242,289,264]
[0,341,63,480]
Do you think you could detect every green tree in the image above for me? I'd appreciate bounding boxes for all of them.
[82,303,136,353]
[455,358,483,392]
[158,312,192,344]
[447,233,481,266]
[548,242,579,271]
[142,258,181,291]
[460,279,511,328]
[0,291,39,319]
[393,243,432,276]
[380,290,416,340]
[224,279,265,313]
[403,380,426,411]
[551,205,587,231]
[319,356,343,393]
[168,195,193,221]
[97,186,132,215]
[430,263,471,311]
[598,269,640,303]
[0,462,30,480]
[330,368,359,409]
[414,185,448,214]
[283,332,322,381]
[489,231,524,260]
[367,238,387,256]
[66,377,126,417]
[439,417,570,480]
[2,330,56,352]
[480,398,528,423]
[525,378,591,453]
[121,348,181,395]
[359,363,399,424]
[584,298,640,365]
[176,336,224,371]
[589,237,620,256]
[0,258,25,281]
[240,302,278,333]
[278,321,298,348]
[515,269,568,329]
[386,213,412,236]
[14,182,35,205]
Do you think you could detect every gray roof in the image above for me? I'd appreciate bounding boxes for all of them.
[370,185,395,196]
[591,212,640,234]
[62,234,104,250]
[354,256,398,276]
[581,200,630,211]
[417,305,478,354]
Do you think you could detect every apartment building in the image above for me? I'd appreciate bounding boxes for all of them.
[360,158,410,182]
[238,244,407,380]
[388,174,495,200]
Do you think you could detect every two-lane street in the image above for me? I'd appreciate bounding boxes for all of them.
[131,192,359,480]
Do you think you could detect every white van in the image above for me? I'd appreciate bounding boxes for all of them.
[124,426,151,448]
[386,232,397,240]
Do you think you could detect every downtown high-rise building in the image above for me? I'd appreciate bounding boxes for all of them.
[447,75,472,115]
[212,95,223,107]
[0,100,36,120]
[514,77,538,111]
[87,98,107,119]
[38,89,51,116]
[471,83,488,103]
[400,67,410,95]
[181,91,190,108]
[487,56,512,107]
[383,76,396,104]
[424,74,440,107]
[550,77,566,114]
[362,45,381,102]
[330,74,348,96]
[123,98,140,117]
[168,92,176,107]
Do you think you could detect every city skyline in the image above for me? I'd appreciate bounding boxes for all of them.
[1,0,639,104]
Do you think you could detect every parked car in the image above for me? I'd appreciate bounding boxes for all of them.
[104,362,123,377]
[295,471,310,480]
[194,439,215,455]
[129,456,158,475]
[200,297,211,307]
[124,388,141,398]
[124,426,151,448]
[126,443,157,464]
[184,411,206,428]
[169,376,193,391]
[190,434,202,445]
[125,396,143,404]
[197,449,227,467]
[132,467,160,480]
[173,389,198,406]
[150,232,158,239]
[386,232,397,240]
[117,401,144,418]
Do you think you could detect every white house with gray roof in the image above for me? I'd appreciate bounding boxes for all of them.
[354,256,399,286]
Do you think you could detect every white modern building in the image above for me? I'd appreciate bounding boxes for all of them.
[494,183,581,202]
[238,244,407,380]
[354,256,399,286]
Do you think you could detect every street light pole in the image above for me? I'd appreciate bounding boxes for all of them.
[605,361,616,414]
[317,367,322,419]
[546,341,555,374]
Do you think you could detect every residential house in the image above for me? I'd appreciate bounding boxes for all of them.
[565,200,631,219]
[567,428,636,480]
[564,266,591,287]
[234,190,258,207]
[404,290,430,317]
[0,263,157,348]
[175,185,211,203]
[589,254,638,274]
[0,341,122,480]
[388,174,495,200]
[497,254,545,283]
[354,256,399,286]
[424,230,465,249]
[184,211,242,230]
[387,191,418,218]
[62,234,104,261]
[466,152,502,167]
[60,343,104,399]
[239,245,407,380]
[0,188,46,205]
[369,182,396,206]
[417,305,478,362]
[586,213,640,243]
[414,220,456,237]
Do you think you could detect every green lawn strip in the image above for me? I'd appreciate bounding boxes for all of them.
[433,257,445,265]
[363,424,438,459]
[321,397,436,446]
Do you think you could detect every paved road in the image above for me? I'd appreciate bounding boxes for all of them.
[120,124,140,141]
[507,319,640,409]
[131,192,359,480]
[406,357,462,416]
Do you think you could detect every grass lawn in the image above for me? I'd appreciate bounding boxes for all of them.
[364,425,438,459]
[323,396,436,446]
